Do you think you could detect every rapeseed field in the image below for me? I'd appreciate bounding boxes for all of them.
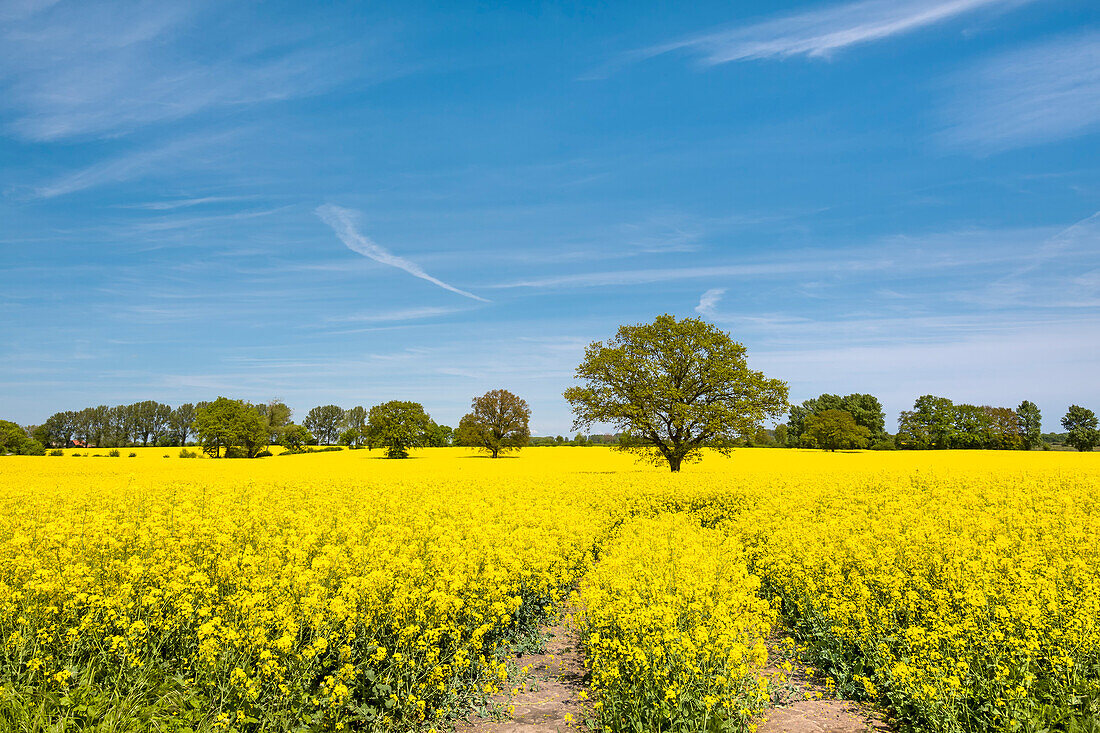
[0,448,1097,732]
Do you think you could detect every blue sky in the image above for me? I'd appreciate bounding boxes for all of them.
[2,0,1098,434]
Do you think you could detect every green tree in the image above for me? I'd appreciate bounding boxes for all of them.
[192,397,268,458]
[774,423,789,447]
[426,422,453,447]
[563,314,788,472]
[338,427,364,447]
[280,424,313,450]
[0,420,45,455]
[131,400,172,446]
[344,406,367,434]
[787,393,885,443]
[804,409,871,451]
[168,404,196,446]
[259,400,293,444]
[1061,405,1099,452]
[1016,400,1043,450]
[455,389,531,458]
[897,395,956,449]
[366,401,432,458]
[304,405,345,445]
[40,411,76,447]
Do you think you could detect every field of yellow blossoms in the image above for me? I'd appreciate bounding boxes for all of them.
[0,447,1098,732]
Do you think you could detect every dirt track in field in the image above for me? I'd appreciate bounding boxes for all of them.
[457,621,891,733]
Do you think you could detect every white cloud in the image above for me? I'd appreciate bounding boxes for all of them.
[29,133,232,198]
[695,288,726,316]
[941,30,1100,150]
[0,2,373,142]
[632,0,1024,67]
[316,204,489,302]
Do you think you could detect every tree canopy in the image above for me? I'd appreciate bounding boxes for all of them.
[0,420,45,455]
[787,393,886,445]
[804,409,871,451]
[303,405,345,446]
[1016,400,1042,450]
[1062,405,1099,452]
[455,389,531,458]
[191,397,269,458]
[366,401,433,458]
[563,314,788,472]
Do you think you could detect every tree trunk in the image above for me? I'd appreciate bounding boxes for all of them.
[668,454,682,472]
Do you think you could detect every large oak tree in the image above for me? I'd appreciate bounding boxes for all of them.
[455,389,531,458]
[564,314,788,472]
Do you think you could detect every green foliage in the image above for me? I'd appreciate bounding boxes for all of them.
[303,405,345,446]
[279,424,314,450]
[1062,405,1100,452]
[366,401,433,459]
[425,422,453,447]
[897,396,1025,450]
[49,449,64,456]
[804,409,871,451]
[191,398,269,459]
[1016,400,1043,450]
[338,427,364,448]
[564,314,788,472]
[454,389,531,458]
[787,394,886,444]
[0,420,45,455]
[178,448,199,458]
[108,449,121,457]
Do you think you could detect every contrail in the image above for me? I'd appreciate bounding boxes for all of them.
[316,204,488,302]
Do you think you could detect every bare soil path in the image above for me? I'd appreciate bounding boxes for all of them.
[457,625,891,733]
[456,620,590,733]
[757,636,892,733]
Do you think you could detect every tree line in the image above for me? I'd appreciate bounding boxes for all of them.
[766,394,1098,452]
[4,315,1098,465]
[4,389,534,459]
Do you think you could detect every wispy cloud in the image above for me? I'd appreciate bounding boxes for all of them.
[694,287,726,316]
[497,263,817,289]
[941,30,1100,150]
[323,306,471,324]
[28,133,231,199]
[316,204,489,302]
[622,0,1023,70]
[122,196,258,210]
[0,2,379,142]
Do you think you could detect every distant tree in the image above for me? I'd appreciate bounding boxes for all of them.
[1062,405,1099,452]
[192,397,268,458]
[366,401,433,458]
[983,406,1022,450]
[787,393,885,444]
[0,420,45,455]
[564,315,788,472]
[1016,401,1043,450]
[426,422,453,447]
[338,428,364,448]
[555,435,565,445]
[131,400,172,446]
[897,395,956,450]
[280,424,313,451]
[455,389,531,458]
[951,404,991,449]
[304,405,345,445]
[804,409,871,451]
[168,404,197,446]
[259,400,293,444]
[40,411,76,447]
[774,424,789,447]
[344,406,367,434]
